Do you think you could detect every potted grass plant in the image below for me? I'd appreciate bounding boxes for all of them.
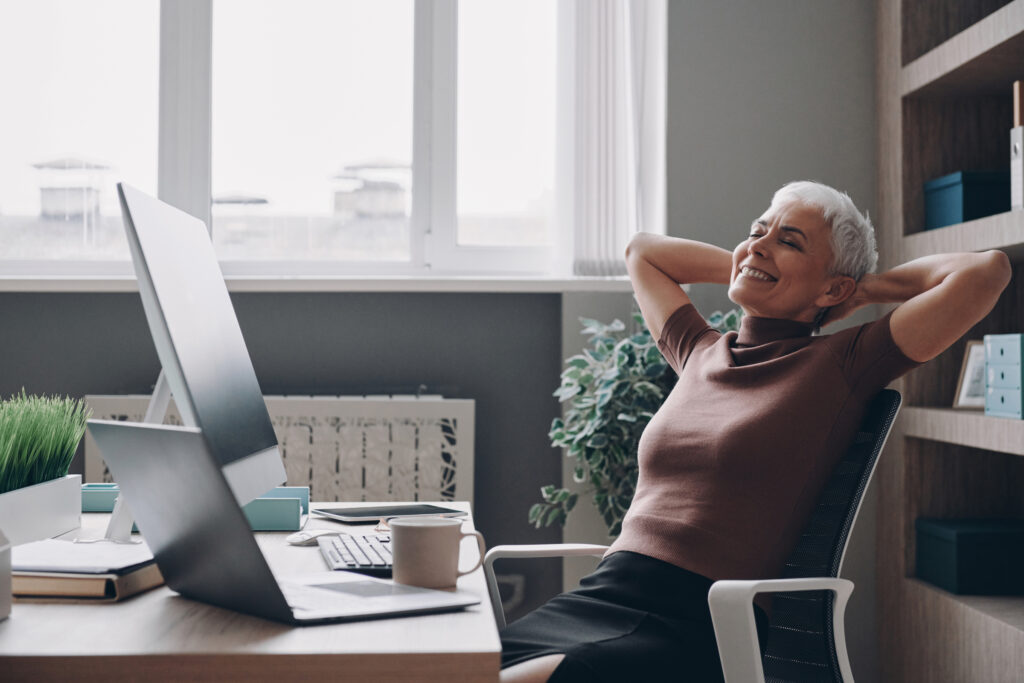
[0,391,90,544]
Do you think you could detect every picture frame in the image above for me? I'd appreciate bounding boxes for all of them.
[953,340,986,409]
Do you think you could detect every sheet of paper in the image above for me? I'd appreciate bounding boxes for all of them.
[12,539,154,574]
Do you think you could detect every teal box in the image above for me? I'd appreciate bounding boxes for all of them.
[81,483,121,512]
[923,171,1010,230]
[83,483,310,531]
[916,518,1024,594]
[985,334,1023,419]
[241,486,310,531]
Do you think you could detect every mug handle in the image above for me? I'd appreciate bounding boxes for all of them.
[456,530,486,578]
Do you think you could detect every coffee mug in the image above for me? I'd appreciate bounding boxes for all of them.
[389,516,486,589]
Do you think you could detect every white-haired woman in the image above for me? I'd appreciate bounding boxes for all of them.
[500,181,1012,682]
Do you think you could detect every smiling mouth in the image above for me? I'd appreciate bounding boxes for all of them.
[740,266,777,282]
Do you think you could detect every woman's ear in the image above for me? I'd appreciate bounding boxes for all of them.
[816,275,857,308]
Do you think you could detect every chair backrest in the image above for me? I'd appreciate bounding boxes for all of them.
[761,389,901,683]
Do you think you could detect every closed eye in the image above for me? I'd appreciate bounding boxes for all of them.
[749,231,801,250]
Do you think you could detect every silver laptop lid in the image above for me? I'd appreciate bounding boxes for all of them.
[87,419,294,623]
[117,183,284,505]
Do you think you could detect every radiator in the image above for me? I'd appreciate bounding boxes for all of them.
[83,395,475,505]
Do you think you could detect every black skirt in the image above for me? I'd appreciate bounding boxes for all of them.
[500,551,769,683]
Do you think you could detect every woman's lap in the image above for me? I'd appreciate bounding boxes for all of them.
[499,551,767,682]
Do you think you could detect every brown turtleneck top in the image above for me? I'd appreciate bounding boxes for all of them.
[606,303,921,582]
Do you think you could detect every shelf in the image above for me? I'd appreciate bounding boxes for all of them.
[901,407,1024,456]
[906,577,1024,635]
[902,0,1024,97]
[900,211,1024,263]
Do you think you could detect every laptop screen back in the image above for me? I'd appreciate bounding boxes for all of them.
[117,183,284,503]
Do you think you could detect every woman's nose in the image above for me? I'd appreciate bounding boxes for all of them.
[748,233,770,256]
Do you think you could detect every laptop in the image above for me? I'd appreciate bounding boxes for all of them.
[87,419,480,624]
[86,184,480,624]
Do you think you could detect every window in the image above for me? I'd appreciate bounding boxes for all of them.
[455,0,556,249]
[0,0,159,271]
[2,0,667,280]
[211,0,414,264]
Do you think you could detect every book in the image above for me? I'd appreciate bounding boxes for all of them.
[11,538,164,602]
[13,562,163,601]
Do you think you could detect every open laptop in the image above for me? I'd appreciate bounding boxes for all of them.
[85,184,479,623]
[88,419,479,624]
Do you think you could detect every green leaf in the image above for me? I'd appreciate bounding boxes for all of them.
[566,355,590,369]
[528,504,544,524]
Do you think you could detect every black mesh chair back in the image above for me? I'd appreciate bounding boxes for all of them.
[761,389,901,683]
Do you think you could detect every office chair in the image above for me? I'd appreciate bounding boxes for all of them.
[484,389,901,683]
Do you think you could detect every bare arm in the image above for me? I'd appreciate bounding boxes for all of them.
[625,233,733,340]
[825,250,1012,362]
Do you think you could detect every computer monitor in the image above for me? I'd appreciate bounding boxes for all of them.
[116,182,285,506]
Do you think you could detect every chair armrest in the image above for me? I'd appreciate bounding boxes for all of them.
[707,577,855,683]
[484,544,609,629]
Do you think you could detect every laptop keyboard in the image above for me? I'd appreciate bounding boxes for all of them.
[317,533,392,577]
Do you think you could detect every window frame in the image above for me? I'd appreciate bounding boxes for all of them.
[1,0,557,279]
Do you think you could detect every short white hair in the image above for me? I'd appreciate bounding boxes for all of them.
[769,180,878,280]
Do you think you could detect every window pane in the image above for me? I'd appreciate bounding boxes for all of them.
[212,0,414,262]
[456,0,555,247]
[0,0,159,261]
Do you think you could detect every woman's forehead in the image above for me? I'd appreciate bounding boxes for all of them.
[758,201,829,234]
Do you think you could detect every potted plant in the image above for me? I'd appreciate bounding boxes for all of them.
[531,309,742,537]
[0,391,90,544]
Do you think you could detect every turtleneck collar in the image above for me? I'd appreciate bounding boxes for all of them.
[735,315,815,346]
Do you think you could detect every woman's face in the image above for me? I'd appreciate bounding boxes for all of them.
[727,200,848,322]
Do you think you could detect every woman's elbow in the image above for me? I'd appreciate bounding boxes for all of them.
[625,232,651,263]
[980,249,1012,291]
[964,250,1012,305]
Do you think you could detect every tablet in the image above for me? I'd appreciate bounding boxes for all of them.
[312,503,467,523]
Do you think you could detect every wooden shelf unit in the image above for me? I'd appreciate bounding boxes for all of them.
[879,1,1024,680]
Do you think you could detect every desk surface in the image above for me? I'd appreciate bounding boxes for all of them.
[0,502,501,682]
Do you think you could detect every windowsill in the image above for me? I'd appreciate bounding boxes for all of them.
[0,275,633,294]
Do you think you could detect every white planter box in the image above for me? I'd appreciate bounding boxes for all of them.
[0,474,81,546]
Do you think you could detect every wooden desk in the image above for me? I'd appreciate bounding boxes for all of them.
[0,502,501,682]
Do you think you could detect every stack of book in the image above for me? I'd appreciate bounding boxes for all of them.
[11,538,163,602]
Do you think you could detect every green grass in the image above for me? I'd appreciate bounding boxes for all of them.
[0,391,91,495]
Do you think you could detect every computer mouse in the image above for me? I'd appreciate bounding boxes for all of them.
[286,530,338,546]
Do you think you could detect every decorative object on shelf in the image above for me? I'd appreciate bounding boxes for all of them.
[916,518,1024,595]
[1012,80,1023,210]
[985,333,1023,419]
[532,309,743,537]
[953,340,986,409]
[0,392,89,545]
[923,170,1010,230]
[0,528,10,621]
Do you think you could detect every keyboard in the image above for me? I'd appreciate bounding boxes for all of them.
[317,533,392,577]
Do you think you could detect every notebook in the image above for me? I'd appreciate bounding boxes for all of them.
[12,538,163,601]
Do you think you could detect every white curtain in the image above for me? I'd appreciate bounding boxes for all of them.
[569,0,666,277]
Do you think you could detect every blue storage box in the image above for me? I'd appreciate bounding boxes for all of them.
[985,334,1023,419]
[923,171,1010,230]
[916,518,1024,594]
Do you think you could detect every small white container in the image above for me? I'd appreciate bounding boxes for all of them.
[0,474,81,546]
[0,528,10,621]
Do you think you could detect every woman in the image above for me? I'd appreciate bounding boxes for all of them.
[500,181,1012,683]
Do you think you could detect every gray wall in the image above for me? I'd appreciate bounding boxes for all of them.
[667,1,879,679]
[0,291,565,622]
